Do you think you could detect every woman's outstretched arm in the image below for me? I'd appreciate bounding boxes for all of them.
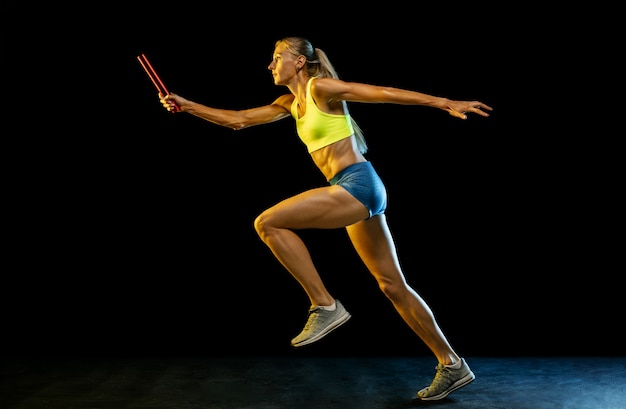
[312,77,492,120]
[160,93,294,130]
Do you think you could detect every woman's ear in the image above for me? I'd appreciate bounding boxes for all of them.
[296,55,307,70]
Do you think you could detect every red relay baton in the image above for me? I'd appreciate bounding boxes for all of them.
[137,53,180,112]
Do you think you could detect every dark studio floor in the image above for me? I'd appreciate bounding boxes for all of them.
[1,355,624,409]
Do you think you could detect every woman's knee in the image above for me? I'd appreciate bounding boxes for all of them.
[253,212,267,237]
[253,208,276,240]
[377,275,407,301]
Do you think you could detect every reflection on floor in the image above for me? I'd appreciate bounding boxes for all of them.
[1,356,624,409]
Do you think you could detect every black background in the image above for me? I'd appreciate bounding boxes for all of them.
[3,4,621,358]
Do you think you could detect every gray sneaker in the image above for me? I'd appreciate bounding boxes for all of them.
[290,300,351,347]
[417,358,475,401]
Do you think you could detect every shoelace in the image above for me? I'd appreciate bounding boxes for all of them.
[302,307,323,330]
[429,365,454,388]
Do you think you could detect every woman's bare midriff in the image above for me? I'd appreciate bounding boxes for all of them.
[310,136,367,181]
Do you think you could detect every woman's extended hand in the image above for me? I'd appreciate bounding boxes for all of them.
[445,100,493,120]
[159,93,186,113]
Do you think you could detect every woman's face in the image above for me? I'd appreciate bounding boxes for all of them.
[268,44,299,86]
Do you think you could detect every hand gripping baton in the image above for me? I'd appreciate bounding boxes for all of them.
[137,53,180,112]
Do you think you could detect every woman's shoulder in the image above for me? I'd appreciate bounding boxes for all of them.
[309,77,346,96]
[272,93,296,109]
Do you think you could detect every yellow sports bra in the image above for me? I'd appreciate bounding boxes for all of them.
[291,77,354,153]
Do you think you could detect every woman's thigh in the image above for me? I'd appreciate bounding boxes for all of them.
[346,214,404,281]
[259,185,369,230]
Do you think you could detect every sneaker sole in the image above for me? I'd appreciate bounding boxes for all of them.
[419,371,475,401]
[291,311,351,347]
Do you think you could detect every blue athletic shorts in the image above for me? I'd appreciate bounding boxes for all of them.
[329,161,387,218]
